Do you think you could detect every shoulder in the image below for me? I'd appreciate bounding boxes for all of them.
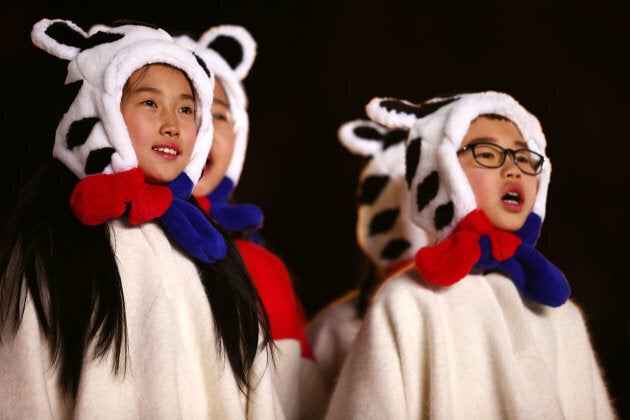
[374,269,435,306]
[307,291,361,340]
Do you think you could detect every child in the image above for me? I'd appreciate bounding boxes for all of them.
[0,19,284,418]
[176,26,326,419]
[325,91,616,419]
[307,119,432,399]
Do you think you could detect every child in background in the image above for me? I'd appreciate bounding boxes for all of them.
[176,26,326,419]
[325,91,616,419]
[0,19,283,418]
[307,119,432,400]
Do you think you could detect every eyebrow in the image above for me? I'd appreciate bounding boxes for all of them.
[469,137,528,148]
[213,97,230,107]
[132,86,194,101]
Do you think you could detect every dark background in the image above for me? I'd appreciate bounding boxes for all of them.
[2,0,628,416]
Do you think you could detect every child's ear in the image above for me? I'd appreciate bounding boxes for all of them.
[197,25,257,81]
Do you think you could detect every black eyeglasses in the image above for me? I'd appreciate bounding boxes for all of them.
[456,142,544,175]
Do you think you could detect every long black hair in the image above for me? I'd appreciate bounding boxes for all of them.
[0,159,271,398]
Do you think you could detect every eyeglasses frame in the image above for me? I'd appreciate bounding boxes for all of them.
[456,142,544,175]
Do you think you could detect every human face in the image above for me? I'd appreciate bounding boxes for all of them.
[458,116,539,231]
[121,64,197,184]
[192,79,236,196]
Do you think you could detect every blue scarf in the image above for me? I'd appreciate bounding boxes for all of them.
[475,213,571,307]
[207,177,263,243]
[159,173,227,263]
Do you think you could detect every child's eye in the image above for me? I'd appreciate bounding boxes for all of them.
[142,99,156,107]
[180,106,194,114]
[212,113,229,122]
[478,152,495,159]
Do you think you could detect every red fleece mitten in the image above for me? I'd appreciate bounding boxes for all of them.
[415,210,521,286]
[70,168,173,226]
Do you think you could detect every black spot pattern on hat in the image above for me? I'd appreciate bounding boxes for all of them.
[85,147,115,174]
[45,21,90,49]
[66,117,99,149]
[380,96,458,119]
[207,35,243,70]
[353,125,382,140]
[381,238,411,260]
[369,208,399,235]
[383,128,408,150]
[44,21,124,51]
[434,201,454,231]
[416,170,439,213]
[193,53,211,78]
[405,138,421,189]
[352,126,407,152]
[359,175,389,205]
[59,80,82,119]
[83,31,124,51]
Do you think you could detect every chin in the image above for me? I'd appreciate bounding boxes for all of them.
[498,218,528,232]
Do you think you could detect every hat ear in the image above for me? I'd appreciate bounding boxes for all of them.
[32,19,124,61]
[366,95,461,129]
[31,19,88,60]
[365,97,423,129]
[87,23,112,35]
[197,25,256,81]
[338,119,407,157]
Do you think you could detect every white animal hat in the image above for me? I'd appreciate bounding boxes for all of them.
[32,19,229,264]
[366,91,551,241]
[176,25,256,186]
[338,119,432,275]
[32,18,214,184]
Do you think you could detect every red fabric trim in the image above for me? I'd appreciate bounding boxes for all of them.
[235,239,314,359]
[195,195,211,215]
[70,168,172,226]
[415,209,522,286]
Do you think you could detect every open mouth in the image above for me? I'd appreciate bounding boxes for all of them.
[152,146,180,156]
[502,190,522,205]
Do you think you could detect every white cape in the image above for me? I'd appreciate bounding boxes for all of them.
[326,270,616,419]
[0,220,285,419]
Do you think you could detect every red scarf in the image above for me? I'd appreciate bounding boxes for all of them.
[415,210,522,286]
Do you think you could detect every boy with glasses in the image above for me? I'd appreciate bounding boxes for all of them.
[325,91,616,419]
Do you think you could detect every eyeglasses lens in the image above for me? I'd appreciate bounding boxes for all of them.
[471,144,542,175]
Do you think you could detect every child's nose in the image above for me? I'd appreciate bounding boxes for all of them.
[160,114,180,137]
[502,156,522,177]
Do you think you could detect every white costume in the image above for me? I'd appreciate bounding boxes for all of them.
[1,221,284,419]
[325,91,616,419]
[0,19,285,418]
[326,270,615,419]
[308,119,431,399]
[178,25,327,419]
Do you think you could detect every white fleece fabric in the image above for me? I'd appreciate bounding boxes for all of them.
[0,220,285,419]
[271,340,328,420]
[306,291,362,400]
[325,270,616,420]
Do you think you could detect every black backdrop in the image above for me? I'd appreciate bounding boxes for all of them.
[2,0,628,416]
